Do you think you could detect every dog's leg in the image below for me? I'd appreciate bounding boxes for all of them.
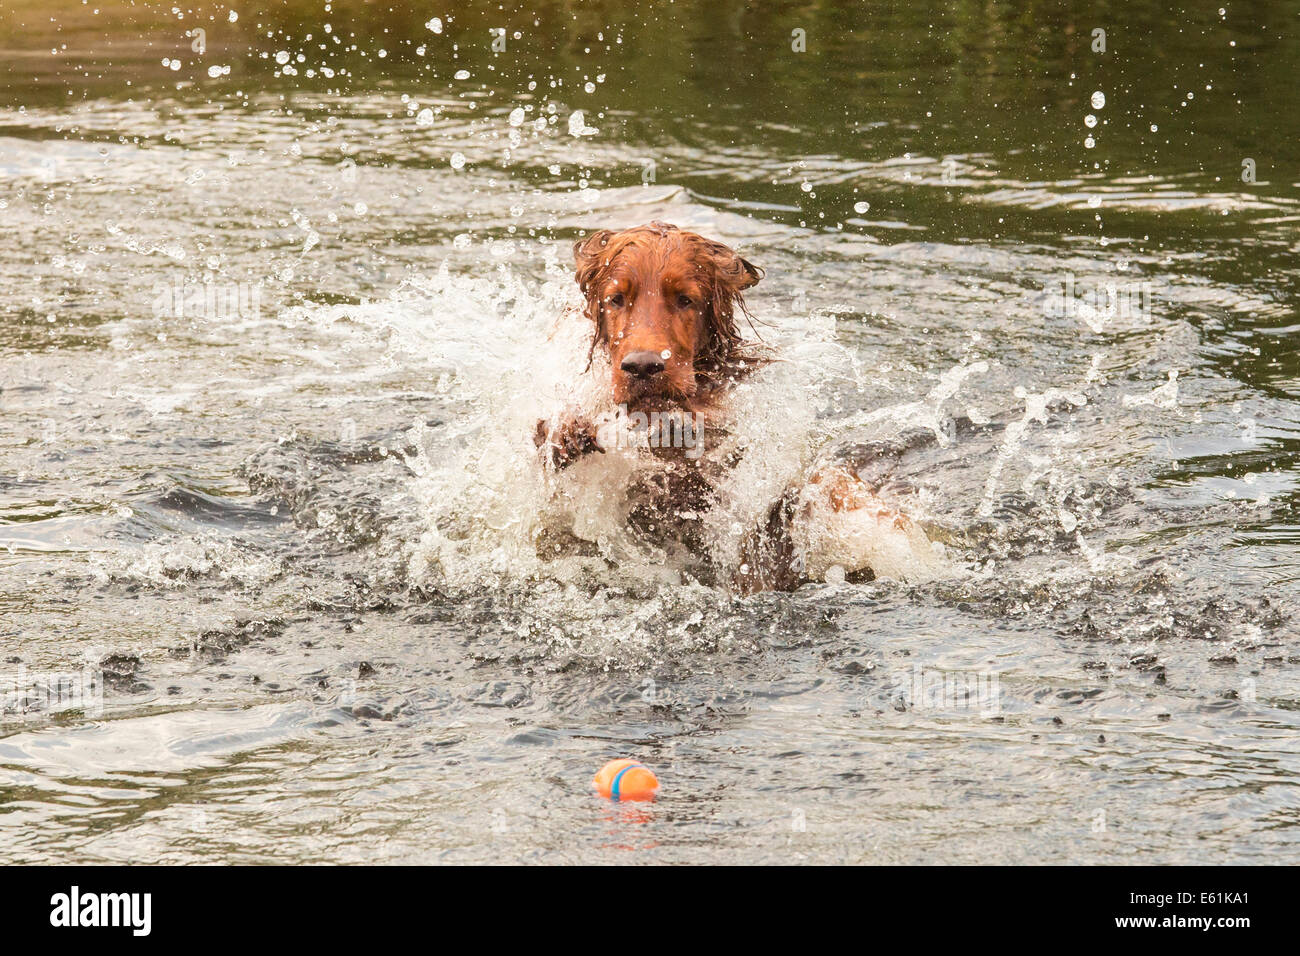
[734,489,803,595]
[792,464,944,584]
[534,415,605,470]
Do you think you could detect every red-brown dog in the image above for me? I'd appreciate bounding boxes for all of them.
[535,221,939,592]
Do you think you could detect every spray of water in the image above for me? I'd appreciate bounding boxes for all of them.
[278,248,978,661]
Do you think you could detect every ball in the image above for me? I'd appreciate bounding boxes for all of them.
[592,758,659,802]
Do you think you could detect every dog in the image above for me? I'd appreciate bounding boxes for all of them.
[533,221,941,593]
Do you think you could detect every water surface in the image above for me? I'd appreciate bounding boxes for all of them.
[1,0,1298,864]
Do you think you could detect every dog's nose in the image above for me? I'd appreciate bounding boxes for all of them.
[620,351,666,378]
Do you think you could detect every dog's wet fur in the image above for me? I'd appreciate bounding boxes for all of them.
[535,222,940,592]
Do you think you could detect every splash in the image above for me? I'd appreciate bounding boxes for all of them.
[286,251,957,620]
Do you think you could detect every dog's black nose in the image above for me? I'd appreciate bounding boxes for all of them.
[620,351,666,378]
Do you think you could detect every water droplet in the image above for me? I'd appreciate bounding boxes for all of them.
[450,152,466,169]
[454,69,470,80]
[853,201,869,214]
[1084,113,1097,128]
[568,111,595,136]
[1090,90,1106,109]
[508,107,525,126]
[1084,136,1096,149]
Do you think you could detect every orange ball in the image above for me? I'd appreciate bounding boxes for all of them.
[593,759,659,802]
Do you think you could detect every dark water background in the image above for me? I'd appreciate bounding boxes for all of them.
[1,1,1298,863]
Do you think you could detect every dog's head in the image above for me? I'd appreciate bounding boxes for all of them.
[574,221,762,412]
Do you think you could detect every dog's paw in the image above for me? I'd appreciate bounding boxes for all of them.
[534,416,605,470]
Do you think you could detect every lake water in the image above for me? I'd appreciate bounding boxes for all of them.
[1,0,1298,863]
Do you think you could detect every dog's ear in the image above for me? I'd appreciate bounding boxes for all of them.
[573,229,616,299]
[732,254,763,291]
[575,229,617,368]
[703,239,762,293]
[697,239,762,368]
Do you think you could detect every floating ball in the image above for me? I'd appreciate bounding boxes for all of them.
[593,759,659,802]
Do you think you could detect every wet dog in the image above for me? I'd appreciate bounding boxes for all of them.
[534,221,939,592]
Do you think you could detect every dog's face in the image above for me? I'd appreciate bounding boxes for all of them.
[574,222,761,412]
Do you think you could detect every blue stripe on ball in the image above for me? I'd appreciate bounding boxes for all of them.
[610,762,643,801]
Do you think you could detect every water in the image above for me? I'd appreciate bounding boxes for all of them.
[1,1,1298,864]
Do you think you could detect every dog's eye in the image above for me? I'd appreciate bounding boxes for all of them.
[676,294,694,309]
[607,293,625,308]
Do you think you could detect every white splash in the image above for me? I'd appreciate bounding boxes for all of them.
[286,252,959,619]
